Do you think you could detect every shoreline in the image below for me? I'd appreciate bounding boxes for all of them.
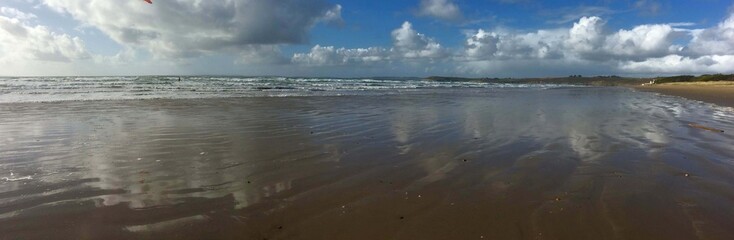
[635,82,734,108]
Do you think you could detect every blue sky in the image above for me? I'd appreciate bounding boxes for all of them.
[1,0,733,77]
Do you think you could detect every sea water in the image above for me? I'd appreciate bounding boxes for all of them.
[0,76,576,103]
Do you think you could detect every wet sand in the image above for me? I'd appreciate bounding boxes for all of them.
[1,88,734,240]
[636,83,734,108]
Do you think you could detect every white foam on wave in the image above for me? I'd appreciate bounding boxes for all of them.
[0,76,578,103]
[2,176,33,182]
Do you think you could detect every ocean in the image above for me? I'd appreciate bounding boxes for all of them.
[0,76,574,103]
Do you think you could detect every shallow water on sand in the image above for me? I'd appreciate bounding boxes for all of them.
[1,87,733,240]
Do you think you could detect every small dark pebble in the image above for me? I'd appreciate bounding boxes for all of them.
[399,216,405,220]
[462,159,468,162]
[247,181,251,184]
[278,226,283,229]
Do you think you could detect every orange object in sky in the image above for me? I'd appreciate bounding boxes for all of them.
[144,0,152,4]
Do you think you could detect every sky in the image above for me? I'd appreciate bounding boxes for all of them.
[0,0,733,77]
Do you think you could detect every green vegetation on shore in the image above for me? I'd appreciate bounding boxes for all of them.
[653,74,734,84]
[424,73,734,86]
[424,75,647,86]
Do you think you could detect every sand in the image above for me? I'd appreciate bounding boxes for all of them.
[636,82,734,108]
[1,88,734,240]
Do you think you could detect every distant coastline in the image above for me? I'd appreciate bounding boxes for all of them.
[424,73,734,86]
[424,75,647,86]
[425,74,734,108]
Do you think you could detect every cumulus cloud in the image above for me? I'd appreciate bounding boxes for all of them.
[42,0,342,59]
[602,24,681,60]
[319,4,344,26]
[417,0,462,21]
[564,17,682,61]
[456,12,734,75]
[464,28,566,60]
[545,6,615,24]
[291,11,734,75]
[566,16,605,56]
[391,21,446,59]
[464,30,500,59]
[464,15,685,63]
[292,21,447,66]
[619,55,734,74]
[6,0,734,77]
[0,8,88,62]
[291,45,388,66]
[687,14,734,56]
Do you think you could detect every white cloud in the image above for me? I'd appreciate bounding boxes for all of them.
[456,13,734,75]
[417,0,462,21]
[319,4,344,26]
[544,6,615,24]
[1,7,37,20]
[463,28,566,60]
[290,6,734,77]
[619,55,734,74]
[457,58,612,77]
[619,14,734,74]
[5,1,734,77]
[291,45,388,66]
[293,21,447,66]
[464,30,500,59]
[602,24,681,60]
[292,12,734,76]
[564,17,681,61]
[42,0,342,59]
[687,14,734,56]
[0,10,88,62]
[566,16,605,56]
[391,21,446,59]
[668,22,696,27]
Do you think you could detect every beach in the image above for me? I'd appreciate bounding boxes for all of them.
[4,0,734,238]
[1,87,734,239]
[636,82,734,108]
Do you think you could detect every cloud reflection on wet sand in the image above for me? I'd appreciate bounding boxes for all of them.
[1,88,734,239]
